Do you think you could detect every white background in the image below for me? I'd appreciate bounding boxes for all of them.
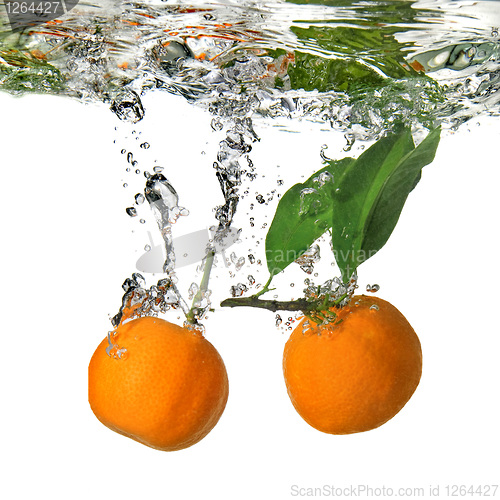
[1,90,499,500]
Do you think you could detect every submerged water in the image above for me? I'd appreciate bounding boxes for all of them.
[2,0,499,129]
[2,0,499,326]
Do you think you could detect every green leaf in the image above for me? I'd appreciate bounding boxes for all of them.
[264,126,440,284]
[265,157,354,275]
[286,23,416,94]
[0,49,64,94]
[331,127,441,281]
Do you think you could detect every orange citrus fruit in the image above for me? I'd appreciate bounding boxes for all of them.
[283,295,422,434]
[88,316,229,451]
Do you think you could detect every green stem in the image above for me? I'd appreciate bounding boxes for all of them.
[186,248,215,324]
[253,273,275,298]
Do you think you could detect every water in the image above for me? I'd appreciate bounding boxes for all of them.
[1,0,499,131]
[1,0,499,328]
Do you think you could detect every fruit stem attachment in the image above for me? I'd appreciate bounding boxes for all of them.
[186,247,215,324]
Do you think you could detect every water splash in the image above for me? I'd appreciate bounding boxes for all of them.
[1,0,499,137]
[144,172,188,274]
[106,328,128,359]
[111,273,189,328]
[213,118,260,228]
[304,273,359,313]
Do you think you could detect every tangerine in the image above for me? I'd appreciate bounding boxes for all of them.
[88,316,229,451]
[283,295,422,434]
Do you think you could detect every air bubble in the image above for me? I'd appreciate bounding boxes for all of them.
[188,282,199,300]
[343,133,355,151]
[230,283,248,297]
[184,321,206,336]
[126,207,137,217]
[320,144,332,161]
[211,118,223,131]
[295,244,320,274]
[140,142,150,149]
[110,89,145,123]
[230,252,245,271]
